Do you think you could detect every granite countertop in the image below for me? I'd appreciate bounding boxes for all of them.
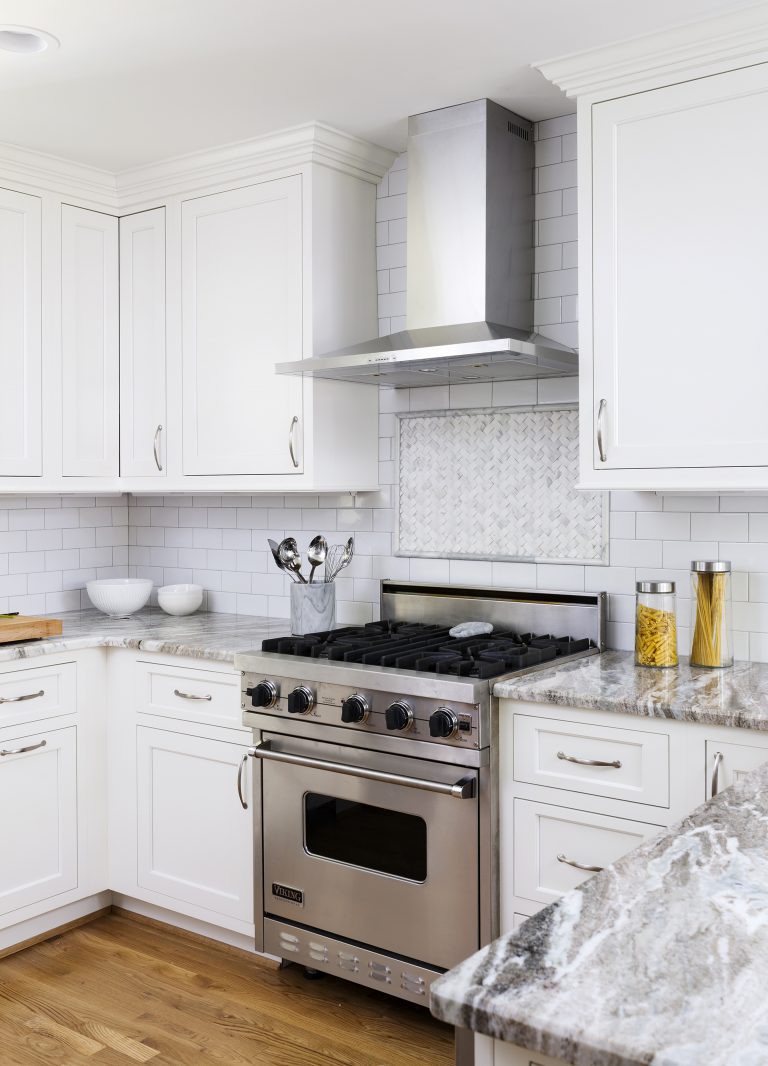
[0,608,291,665]
[431,757,768,1065]
[494,649,768,732]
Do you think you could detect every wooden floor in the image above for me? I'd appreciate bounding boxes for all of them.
[0,913,454,1065]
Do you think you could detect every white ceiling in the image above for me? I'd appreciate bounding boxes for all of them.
[0,0,742,172]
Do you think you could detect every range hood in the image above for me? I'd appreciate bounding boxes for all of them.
[276,99,577,388]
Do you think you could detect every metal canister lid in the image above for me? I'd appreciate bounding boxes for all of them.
[691,560,731,573]
[636,581,675,594]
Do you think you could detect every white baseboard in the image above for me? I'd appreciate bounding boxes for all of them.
[0,891,112,955]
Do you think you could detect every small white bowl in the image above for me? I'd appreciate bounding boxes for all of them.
[87,578,153,618]
[158,583,203,616]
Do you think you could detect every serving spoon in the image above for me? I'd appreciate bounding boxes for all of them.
[307,535,328,583]
[278,537,307,583]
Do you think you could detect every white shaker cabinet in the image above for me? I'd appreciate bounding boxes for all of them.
[590,64,768,478]
[61,205,119,477]
[536,11,768,491]
[0,187,42,477]
[120,208,167,478]
[136,725,254,924]
[0,726,78,917]
[181,178,304,476]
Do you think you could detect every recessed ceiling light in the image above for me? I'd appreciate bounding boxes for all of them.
[0,25,59,55]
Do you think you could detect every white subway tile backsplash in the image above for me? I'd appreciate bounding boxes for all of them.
[690,512,748,541]
[635,512,690,540]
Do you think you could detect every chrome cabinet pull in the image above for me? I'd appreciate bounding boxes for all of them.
[153,424,163,471]
[173,688,212,701]
[557,852,604,874]
[288,415,299,468]
[711,750,724,797]
[248,740,475,799]
[597,398,607,463]
[557,750,621,769]
[0,689,44,705]
[1,739,47,757]
[237,753,249,809]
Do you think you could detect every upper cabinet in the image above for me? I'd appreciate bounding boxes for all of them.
[120,208,167,478]
[0,123,392,494]
[61,205,119,477]
[181,178,303,476]
[0,188,42,477]
[537,8,768,491]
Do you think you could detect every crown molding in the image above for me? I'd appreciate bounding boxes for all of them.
[0,123,396,212]
[0,141,119,209]
[115,123,397,206]
[535,2,768,98]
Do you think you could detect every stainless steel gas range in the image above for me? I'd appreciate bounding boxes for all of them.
[235,582,605,1011]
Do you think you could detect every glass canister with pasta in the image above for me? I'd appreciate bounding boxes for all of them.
[690,560,733,669]
[635,581,678,668]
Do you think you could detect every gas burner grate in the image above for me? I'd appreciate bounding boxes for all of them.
[262,624,593,679]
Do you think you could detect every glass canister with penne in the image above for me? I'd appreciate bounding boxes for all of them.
[635,581,678,668]
[690,560,733,669]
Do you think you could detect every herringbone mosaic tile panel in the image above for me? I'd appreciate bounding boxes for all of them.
[397,407,606,563]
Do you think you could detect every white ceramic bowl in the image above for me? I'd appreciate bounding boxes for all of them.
[87,578,153,618]
[158,583,203,616]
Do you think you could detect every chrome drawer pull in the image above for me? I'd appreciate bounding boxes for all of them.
[557,852,604,874]
[248,740,475,799]
[288,415,300,468]
[173,689,212,701]
[557,750,621,769]
[0,689,44,704]
[1,739,47,757]
[153,424,163,471]
[597,398,607,462]
[711,750,723,797]
[237,753,249,809]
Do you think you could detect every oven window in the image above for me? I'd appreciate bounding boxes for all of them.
[304,793,427,882]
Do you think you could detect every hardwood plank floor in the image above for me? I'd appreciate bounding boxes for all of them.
[0,914,454,1065]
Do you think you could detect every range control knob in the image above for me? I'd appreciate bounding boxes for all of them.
[245,680,279,709]
[385,700,414,732]
[429,707,459,739]
[341,694,370,724]
[287,685,315,715]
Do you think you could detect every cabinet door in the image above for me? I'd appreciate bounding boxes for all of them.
[0,187,42,476]
[591,63,768,470]
[120,208,166,477]
[706,738,768,800]
[61,205,119,476]
[0,726,77,916]
[136,726,253,922]
[181,178,303,475]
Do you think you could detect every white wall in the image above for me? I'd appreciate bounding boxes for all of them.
[0,495,128,614]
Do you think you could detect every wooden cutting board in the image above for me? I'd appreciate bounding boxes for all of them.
[0,615,63,644]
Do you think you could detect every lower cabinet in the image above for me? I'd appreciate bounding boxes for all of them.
[0,726,78,917]
[136,725,254,923]
[705,737,768,799]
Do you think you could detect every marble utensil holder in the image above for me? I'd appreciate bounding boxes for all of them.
[290,582,336,636]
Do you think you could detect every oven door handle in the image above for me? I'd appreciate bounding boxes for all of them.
[247,741,475,799]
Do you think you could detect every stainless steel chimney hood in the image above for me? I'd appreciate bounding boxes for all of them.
[276,99,578,388]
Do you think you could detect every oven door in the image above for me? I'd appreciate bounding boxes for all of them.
[253,733,479,970]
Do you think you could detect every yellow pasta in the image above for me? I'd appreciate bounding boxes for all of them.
[635,602,678,668]
[691,571,727,668]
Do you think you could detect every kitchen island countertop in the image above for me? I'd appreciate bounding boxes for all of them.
[431,756,768,1065]
[0,608,291,665]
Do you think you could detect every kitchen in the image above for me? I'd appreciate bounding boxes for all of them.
[1,2,768,1064]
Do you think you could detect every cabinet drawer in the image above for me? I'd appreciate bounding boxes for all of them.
[0,662,76,730]
[513,714,669,807]
[513,798,663,906]
[706,739,768,800]
[136,661,240,728]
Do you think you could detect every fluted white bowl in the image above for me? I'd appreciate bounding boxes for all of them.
[86,578,153,618]
[158,583,203,616]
